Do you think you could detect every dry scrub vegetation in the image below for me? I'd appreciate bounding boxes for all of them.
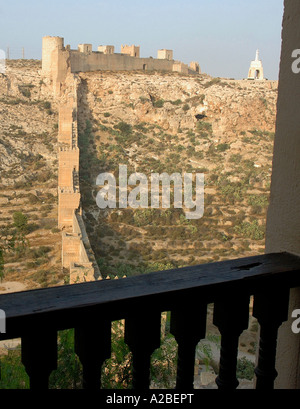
[77,71,277,278]
[0,60,63,289]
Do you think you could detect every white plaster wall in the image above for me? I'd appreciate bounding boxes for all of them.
[265,0,300,388]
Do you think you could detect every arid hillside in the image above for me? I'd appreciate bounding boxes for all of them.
[0,62,278,386]
[76,70,278,278]
[0,60,63,291]
[0,62,278,288]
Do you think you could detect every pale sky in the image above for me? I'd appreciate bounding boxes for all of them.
[0,0,284,80]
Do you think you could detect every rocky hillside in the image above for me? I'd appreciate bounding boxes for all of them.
[0,64,278,385]
[0,63,278,286]
[76,70,278,278]
[0,60,63,291]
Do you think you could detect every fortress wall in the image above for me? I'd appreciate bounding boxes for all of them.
[58,190,81,227]
[73,211,101,278]
[61,232,81,268]
[50,48,70,96]
[42,36,200,97]
[57,77,101,283]
[58,148,79,187]
[58,105,73,144]
[121,45,140,58]
[173,61,189,75]
[70,262,95,283]
[72,210,82,235]
[61,212,97,281]
[69,51,174,73]
[79,240,90,264]
[158,49,173,60]
[190,62,201,73]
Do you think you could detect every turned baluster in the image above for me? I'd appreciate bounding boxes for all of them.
[21,329,57,389]
[124,310,161,389]
[170,302,207,389]
[75,318,111,389]
[213,294,250,390]
[253,288,290,390]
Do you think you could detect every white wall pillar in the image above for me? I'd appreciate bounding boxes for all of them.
[265,0,300,389]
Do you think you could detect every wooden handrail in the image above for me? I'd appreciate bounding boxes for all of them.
[0,252,299,389]
[0,252,299,339]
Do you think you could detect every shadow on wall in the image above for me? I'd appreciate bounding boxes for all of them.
[57,80,101,283]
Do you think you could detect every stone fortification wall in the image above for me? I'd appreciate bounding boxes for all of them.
[57,76,101,283]
[58,147,79,187]
[121,44,140,57]
[69,51,174,74]
[42,36,201,96]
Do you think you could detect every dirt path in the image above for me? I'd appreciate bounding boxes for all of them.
[0,281,27,294]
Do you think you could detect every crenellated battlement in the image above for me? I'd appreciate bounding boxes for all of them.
[42,36,201,96]
[121,44,140,58]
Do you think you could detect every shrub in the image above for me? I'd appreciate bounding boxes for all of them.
[216,143,230,152]
[153,99,164,108]
[196,121,212,134]
[203,77,221,88]
[170,99,182,105]
[219,181,245,203]
[151,334,177,388]
[30,246,52,259]
[247,194,269,208]
[0,348,29,389]
[18,85,32,98]
[234,220,265,240]
[49,329,82,388]
[115,121,132,136]
[101,321,133,388]
[13,212,28,233]
[139,96,148,104]
[236,357,255,380]
[43,101,51,110]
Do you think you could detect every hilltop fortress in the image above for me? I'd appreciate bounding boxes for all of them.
[40,36,201,283]
[41,36,272,284]
[42,36,201,95]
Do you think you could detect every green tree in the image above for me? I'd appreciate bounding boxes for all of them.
[13,212,28,234]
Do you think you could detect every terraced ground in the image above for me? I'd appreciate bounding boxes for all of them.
[76,71,277,278]
[0,60,63,290]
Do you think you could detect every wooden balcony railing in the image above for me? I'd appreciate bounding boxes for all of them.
[0,252,300,390]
